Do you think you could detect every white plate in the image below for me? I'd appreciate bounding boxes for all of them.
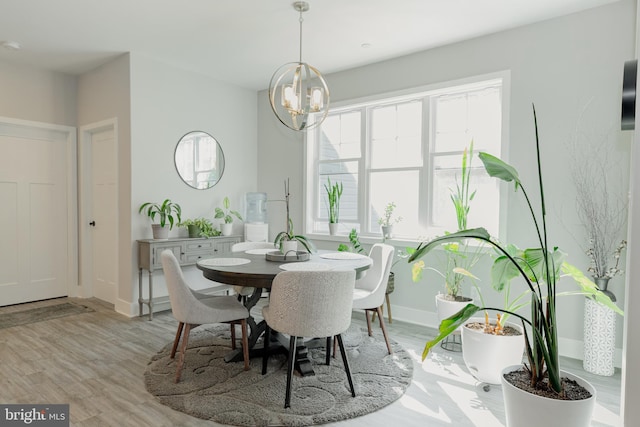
[245,248,277,255]
[198,258,251,267]
[319,252,369,260]
[279,262,331,271]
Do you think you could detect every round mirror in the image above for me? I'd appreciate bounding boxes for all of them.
[174,131,225,189]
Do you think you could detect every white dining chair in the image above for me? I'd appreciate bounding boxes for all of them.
[231,241,277,301]
[261,270,357,408]
[161,250,250,383]
[352,243,395,354]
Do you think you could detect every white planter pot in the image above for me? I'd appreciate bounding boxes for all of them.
[435,293,473,332]
[435,294,473,351]
[220,223,233,236]
[329,222,339,235]
[151,224,169,240]
[462,317,524,384]
[501,365,596,427]
[381,225,393,239]
[583,297,616,376]
[280,240,298,255]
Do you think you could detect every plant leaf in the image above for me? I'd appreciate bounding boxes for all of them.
[422,303,480,360]
[408,228,491,262]
[478,152,521,190]
[561,262,624,316]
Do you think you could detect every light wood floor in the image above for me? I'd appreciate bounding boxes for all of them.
[0,298,622,427]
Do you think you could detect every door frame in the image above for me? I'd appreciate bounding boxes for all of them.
[78,118,119,300]
[0,115,78,298]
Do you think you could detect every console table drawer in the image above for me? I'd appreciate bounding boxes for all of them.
[185,241,215,251]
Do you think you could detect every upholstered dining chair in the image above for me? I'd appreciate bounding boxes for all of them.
[352,243,395,355]
[231,241,277,302]
[261,270,357,408]
[161,250,250,383]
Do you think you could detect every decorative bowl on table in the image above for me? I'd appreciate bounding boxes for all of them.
[265,251,310,262]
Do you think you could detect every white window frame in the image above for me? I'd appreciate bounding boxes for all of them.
[304,71,511,244]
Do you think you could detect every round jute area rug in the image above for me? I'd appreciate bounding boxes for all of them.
[144,324,413,426]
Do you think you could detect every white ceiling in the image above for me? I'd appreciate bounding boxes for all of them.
[0,0,618,91]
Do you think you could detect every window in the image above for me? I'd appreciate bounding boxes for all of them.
[306,75,506,240]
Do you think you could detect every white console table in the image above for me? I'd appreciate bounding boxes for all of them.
[137,235,241,320]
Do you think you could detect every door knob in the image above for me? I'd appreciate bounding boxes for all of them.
[89,221,96,226]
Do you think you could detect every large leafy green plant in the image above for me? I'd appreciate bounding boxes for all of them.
[408,106,622,395]
[138,199,182,230]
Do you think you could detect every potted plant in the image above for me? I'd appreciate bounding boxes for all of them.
[180,217,220,238]
[274,179,316,254]
[214,196,242,236]
[324,178,343,235]
[570,131,628,376]
[337,228,365,254]
[411,142,485,348]
[408,106,623,427]
[138,199,182,240]
[378,202,402,239]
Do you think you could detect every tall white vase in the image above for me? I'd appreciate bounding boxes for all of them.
[583,297,616,376]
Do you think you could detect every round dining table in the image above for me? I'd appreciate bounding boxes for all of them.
[196,249,372,376]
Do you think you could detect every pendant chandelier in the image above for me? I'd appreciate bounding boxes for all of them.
[269,1,330,131]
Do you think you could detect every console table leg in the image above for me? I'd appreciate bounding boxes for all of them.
[138,268,143,317]
[148,271,153,321]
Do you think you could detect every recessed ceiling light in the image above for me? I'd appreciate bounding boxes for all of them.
[2,41,21,51]
[361,43,372,49]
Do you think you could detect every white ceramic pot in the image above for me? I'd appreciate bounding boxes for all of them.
[501,365,596,427]
[152,224,169,240]
[381,225,393,239]
[280,240,298,255]
[329,222,339,236]
[435,293,473,332]
[220,223,233,236]
[461,317,524,384]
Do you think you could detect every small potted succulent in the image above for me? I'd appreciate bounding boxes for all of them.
[138,199,182,240]
[324,178,343,235]
[214,196,242,236]
[378,202,402,239]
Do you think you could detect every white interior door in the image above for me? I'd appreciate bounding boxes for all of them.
[0,118,76,306]
[80,120,118,304]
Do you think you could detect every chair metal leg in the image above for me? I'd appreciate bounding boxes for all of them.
[240,319,249,371]
[376,306,393,354]
[326,336,332,365]
[175,323,192,383]
[333,335,337,358]
[285,336,297,408]
[170,322,184,359]
[262,324,270,375]
[336,334,356,397]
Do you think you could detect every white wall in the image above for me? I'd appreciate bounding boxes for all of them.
[0,60,77,125]
[129,54,258,313]
[258,0,635,362]
[77,54,132,314]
